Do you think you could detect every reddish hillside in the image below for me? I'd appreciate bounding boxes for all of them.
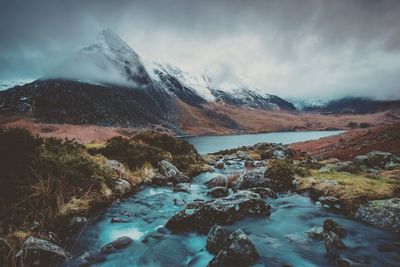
[290,123,400,160]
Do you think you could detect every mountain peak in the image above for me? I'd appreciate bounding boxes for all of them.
[95,29,139,57]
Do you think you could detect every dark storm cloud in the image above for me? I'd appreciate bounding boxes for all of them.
[0,0,399,100]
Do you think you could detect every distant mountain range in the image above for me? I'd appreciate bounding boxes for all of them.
[0,29,399,134]
[300,97,400,114]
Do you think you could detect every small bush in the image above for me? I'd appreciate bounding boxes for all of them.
[265,159,295,191]
[96,132,202,175]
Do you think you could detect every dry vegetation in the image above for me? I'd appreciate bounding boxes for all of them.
[291,123,400,160]
[0,128,205,265]
[297,170,400,214]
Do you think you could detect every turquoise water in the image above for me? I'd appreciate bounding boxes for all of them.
[63,131,400,267]
[181,131,343,154]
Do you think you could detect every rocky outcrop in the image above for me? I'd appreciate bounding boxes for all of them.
[324,231,347,257]
[151,174,170,186]
[106,159,129,179]
[246,187,276,198]
[113,179,131,196]
[366,151,400,169]
[207,227,259,267]
[305,227,326,240]
[206,225,233,254]
[323,219,346,238]
[355,198,400,233]
[306,219,347,258]
[165,191,271,233]
[173,183,191,193]
[158,160,190,184]
[16,237,72,266]
[259,144,292,160]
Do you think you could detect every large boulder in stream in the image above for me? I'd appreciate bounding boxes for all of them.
[158,160,190,184]
[15,236,71,266]
[165,191,271,233]
[207,228,259,267]
[355,198,400,233]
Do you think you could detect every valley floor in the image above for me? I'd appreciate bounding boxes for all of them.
[1,106,400,143]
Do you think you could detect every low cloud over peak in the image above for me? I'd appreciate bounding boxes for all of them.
[0,0,399,100]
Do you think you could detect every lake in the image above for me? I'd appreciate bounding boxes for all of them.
[181,130,343,154]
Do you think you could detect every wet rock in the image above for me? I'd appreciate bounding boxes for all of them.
[234,168,268,190]
[114,179,131,196]
[355,198,400,233]
[247,187,277,198]
[111,217,131,223]
[173,183,191,193]
[208,187,229,198]
[208,229,259,267]
[206,225,232,254]
[100,236,133,254]
[244,160,255,169]
[216,161,225,169]
[236,150,252,160]
[366,151,399,169]
[324,231,347,257]
[142,231,165,244]
[158,160,190,184]
[165,191,271,233]
[305,227,326,240]
[205,175,228,188]
[323,219,347,238]
[260,145,291,160]
[16,236,71,266]
[318,196,341,209]
[151,174,170,186]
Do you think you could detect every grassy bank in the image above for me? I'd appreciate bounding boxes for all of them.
[297,169,400,214]
[0,128,205,266]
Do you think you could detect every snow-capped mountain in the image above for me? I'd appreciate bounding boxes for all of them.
[0,29,296,132]
[146,61,296,110]
[46,29,151,87]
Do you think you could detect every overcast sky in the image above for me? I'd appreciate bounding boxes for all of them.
[1,0,399,100]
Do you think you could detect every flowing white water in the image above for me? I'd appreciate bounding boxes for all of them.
[64,131,399,267]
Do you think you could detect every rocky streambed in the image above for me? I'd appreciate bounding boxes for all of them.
[62,147,400,267]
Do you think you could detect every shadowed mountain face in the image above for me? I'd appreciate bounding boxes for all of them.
[0,29,297,132]
[0,79,178,129]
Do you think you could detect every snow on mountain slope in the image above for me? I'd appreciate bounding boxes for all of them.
[146,61,296,110]
[41,29,296,111]
[46,29,151,87]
